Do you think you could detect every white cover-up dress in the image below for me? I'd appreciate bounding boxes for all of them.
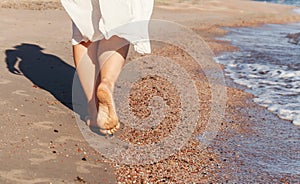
[61,0,154,54]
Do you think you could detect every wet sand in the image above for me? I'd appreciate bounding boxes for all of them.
[0,0,299,183]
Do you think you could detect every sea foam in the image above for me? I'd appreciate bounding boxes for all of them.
[215,23,300,125]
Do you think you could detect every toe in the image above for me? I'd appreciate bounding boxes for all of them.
[85,116,91,126]
[110,127,118,133]
[86,120,91,126]
[107,129,114,135]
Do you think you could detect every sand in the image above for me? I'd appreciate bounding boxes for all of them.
[0,0,299,183]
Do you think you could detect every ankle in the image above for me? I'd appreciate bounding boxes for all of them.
[87,98,98,119]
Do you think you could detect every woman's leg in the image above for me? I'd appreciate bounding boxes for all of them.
[73,36,129,135]
[95,36,129,134]
[73,41,99,124]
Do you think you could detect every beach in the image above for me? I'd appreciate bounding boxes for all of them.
[0,0,299,183]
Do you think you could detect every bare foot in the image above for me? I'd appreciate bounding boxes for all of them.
[85,98,98,127]
[95,83,120,135]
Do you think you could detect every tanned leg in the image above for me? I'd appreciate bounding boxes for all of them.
[94,36,129,134]
[73,41,99,125]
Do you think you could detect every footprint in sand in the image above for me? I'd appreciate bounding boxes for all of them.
[75,161,97,174]
[0,79,11,85]
[31,121,54,130]
[37,142,49,147]
[48,105,66,114]
[55,135,83,144]
[75,161,111,174]
[29,148,57,165]
[0,169,70,184]
[12,90,29,97]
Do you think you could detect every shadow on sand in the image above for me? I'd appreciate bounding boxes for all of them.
[4,43,86,117]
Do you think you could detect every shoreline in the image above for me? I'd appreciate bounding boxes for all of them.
[0,0,299,183]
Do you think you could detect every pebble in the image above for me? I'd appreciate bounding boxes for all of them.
[293,120,300,126]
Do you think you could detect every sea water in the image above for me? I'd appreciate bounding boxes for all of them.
[255,0,300,6]
[215,1,300,125]
[209,1,300,181]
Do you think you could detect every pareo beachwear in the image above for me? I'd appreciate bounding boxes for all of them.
[61,0,154,54]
